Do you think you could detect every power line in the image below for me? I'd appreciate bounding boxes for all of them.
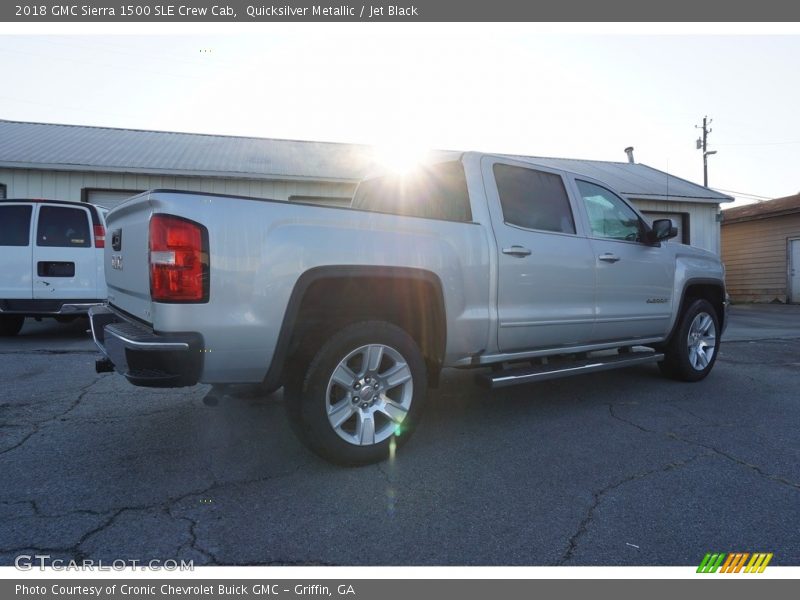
[714,140,800,147]
[712,187,772,200]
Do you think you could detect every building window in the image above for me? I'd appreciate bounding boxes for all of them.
[0,183,6,199]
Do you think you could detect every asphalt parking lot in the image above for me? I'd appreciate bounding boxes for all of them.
[1,306,799,566]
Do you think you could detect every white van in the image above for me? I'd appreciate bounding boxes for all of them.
[0,199,107,336]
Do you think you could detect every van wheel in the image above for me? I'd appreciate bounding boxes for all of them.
[0,315,24,337]
[285,321,428,466]
[658,299,719,382]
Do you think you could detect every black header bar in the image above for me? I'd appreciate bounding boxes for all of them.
[3,0,800,22]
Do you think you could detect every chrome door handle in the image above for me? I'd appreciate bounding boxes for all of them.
[502,246,532,257]
[598,253,621,263]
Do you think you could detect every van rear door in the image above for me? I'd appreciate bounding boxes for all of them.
[32,203,98,300]
[0,203,34,300]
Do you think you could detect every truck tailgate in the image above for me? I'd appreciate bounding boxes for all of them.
[104,193,153,323]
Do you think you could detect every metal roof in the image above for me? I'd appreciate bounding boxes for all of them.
[0,119,731,203]
[0,119,373,183]
[722,193,800,224]
[507,155,732,203]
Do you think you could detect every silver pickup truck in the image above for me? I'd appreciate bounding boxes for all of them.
[89,152,727,465]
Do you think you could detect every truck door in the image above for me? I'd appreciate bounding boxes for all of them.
[0,203,34,300]
[483,157,596,352]
[32,203,98,300]
[571,179,675,342]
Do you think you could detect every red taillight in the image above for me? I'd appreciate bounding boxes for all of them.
[94,224,106,248]
[149,214,208,302]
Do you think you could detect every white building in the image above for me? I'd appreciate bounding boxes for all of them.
[0,119,732,253]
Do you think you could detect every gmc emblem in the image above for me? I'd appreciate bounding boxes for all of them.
[111,255,123,270]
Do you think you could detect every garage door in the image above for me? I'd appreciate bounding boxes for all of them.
[642,211,688,245]
[85,189,142,210]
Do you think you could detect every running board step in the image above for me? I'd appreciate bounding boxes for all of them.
[476,352,665,389]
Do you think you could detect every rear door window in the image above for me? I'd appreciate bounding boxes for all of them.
[493,164,576,234]
[0,205,33,246]
[36,206,91,248]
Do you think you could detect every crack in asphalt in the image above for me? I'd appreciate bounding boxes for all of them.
[606,404,651,434]
[558,453,707,565]
[57,406,193,426]
[173,515,221,565]
[0,508,123,559]
[607,404,800,492]
[663,402,718,426]
[0,499,112,519]
[722,336,800,344]
[555,400,800,564]
[244,559,339,566]
[0,463,310,563]
[0,376,104,457]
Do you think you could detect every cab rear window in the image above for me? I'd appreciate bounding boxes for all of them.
[0,205,33,246]
[37,206,91,248]
[351,161,472,222]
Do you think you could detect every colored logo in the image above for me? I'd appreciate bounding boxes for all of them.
[697,552,773,573]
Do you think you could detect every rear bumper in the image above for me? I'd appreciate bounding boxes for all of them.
[89,305,204,388]
[0,299,104,316]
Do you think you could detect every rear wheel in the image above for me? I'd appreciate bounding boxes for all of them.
[659,299,719,382]
[285,321,428,465]
[0,315,24,337]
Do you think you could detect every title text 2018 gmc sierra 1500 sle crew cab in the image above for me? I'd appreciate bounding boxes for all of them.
[89,152,727,465]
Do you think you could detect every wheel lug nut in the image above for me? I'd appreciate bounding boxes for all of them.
[353,396,360,402]
[354,383,361,390]
[361,403,369,409]
[372,395,378,402]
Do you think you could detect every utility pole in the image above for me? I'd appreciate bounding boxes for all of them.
[695,116,717,187]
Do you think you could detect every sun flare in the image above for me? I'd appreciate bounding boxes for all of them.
[372,143,431,175]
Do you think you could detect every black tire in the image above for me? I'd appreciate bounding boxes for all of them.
[659,299,720,382]
[284,320,428,466]
[0,315,24,337]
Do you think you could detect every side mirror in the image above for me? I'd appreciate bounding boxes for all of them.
[648,219,678,243]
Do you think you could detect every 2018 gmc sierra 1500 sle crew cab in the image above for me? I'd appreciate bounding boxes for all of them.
[89,152,727,465]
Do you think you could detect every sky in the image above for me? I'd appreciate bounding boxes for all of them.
[1,25,799,207]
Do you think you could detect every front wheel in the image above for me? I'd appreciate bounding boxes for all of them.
[285,321,428,466]
[659,299,720,382]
